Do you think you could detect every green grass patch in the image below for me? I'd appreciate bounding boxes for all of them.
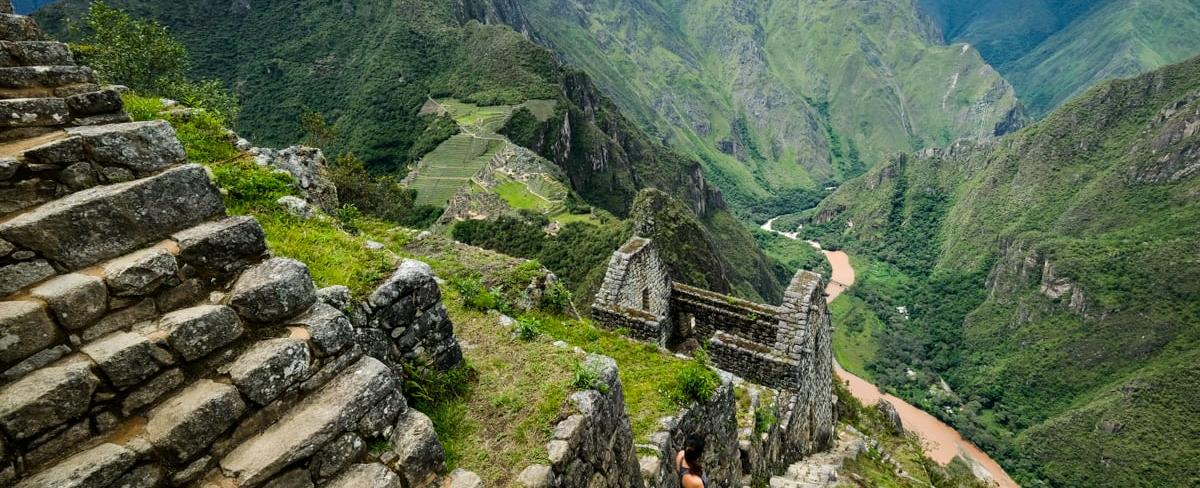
[830,294,883,382]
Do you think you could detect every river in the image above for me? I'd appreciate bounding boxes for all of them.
[761,218,1018,488]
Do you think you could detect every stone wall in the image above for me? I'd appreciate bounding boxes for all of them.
[592,237,673,343]
[518,354,642,488]
[641,377,741,488]
[0,7,467,486]
[591,236,836,480]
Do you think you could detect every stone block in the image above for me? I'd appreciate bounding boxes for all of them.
[0,178,57,215]
[0,164,225,269]
[517,464,552,488]
[102,247,178,296]
[0,65,93,89]
[324,463,400,488]
[219,357,396,486]
[229,257,316,323]
[0,360,98,439]
[58,161,98,190]
[66,120,186,175]
[158,305,243,361]
[316,285,350,311]
[110,464,164,488]
[0,300,60,366]
[226,338,310,405]
[144,379,246,465]
[171,216,266,273]
[288,302,352,357]
[309,432,364,482]
[0,96,68,128]
[22,136,84,166]
[1,343,68,381]
[0,40,73,67]
[31,273,107,330]
[64,89,122,117]
[121,368,184,416]
[0,259,54,297]
[80,331,161,388]
[0,15,43,44]
[263,469,315,488]
[12,443,136,488]
[387,409,444,487]
[368,259,437,310]
[82,298,154,342]
[0,158,16,181]
[447,469,483,488]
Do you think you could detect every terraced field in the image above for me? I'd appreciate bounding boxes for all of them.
[409,134,504,206]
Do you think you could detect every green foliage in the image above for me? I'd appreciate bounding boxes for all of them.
[71,2,239,123]
[570,360,608,393]
[753,405,777,435]
[540,281,573,313]
[672,352,720,405]
[513,317,543,342]
[402,361,477,410]
[449,277,509,314]
[407,114,460,165]
[329,153,441,228]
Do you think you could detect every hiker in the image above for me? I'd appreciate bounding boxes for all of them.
[675,434,709,488]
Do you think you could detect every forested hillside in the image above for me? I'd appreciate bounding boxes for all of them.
[921,0,1200,116]
[36,0,786,302]
[806,56,1200,487]
[490,0,1023,210]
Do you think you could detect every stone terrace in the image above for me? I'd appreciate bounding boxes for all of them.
[0,4,467,486]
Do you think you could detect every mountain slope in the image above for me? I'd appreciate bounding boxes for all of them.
[497,0,1023,208]
[807,56,1200,487]
[921,0,1200,117]
[36,0,784,302]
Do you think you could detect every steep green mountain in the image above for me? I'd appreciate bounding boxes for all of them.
[486,0,1023,209]
[36,0,784,301]
[921,0,1200,117]
[806,56,1200,487]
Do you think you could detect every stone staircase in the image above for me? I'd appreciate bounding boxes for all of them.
[768,426,867,488]
[0,4,459,487]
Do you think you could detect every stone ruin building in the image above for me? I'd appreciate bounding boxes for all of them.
[0,4,465,486]
[593,237,835,450]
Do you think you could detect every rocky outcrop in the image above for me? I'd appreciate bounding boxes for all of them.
[250,145,339,212]
[0,6,466,486]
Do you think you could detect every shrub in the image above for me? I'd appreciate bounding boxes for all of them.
[513,317,542,341]
[674,351,720,404]
[329,153,441,228]
[210,159,295,210]
[571,360,608,393]
[754,406,777,435]
[450,277,508,313]
[540,281,573,312]
[73,2,240,124]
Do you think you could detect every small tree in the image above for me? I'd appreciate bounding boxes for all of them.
[72,1,239,123]
[71,1,188,91]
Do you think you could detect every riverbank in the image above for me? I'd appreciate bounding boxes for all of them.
[760,218,1018,488]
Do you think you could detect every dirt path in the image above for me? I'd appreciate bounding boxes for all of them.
[761,217,1019,487]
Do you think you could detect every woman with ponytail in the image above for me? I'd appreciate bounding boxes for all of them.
[675,434,709,488]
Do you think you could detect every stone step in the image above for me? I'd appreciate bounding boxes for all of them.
[0,14,42,43]
[12,442,138,488]
[0,96,68,128]
[0,40,74,68]
[0,359,98,441]
[0,66,95,91]
[0,119,183,216]
[0,163,225,273]
[223,337,311,405]
[219,356,396,486]
[323,463,401,488]
[144,378,246,466]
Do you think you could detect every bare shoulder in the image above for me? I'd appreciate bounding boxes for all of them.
[682,474,705,488]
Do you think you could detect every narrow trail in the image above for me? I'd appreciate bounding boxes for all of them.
[761,217,1019,488]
